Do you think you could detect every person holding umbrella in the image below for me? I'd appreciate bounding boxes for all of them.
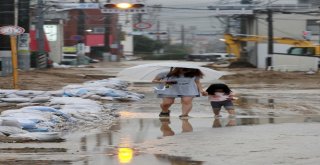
[152,67,207,118]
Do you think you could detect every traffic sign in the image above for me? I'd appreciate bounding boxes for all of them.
[133,22,152,29]
[0,26,25,36]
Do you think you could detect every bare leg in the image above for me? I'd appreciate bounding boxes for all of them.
[180,96,193,116]
[213,109,221,116]
[160,97,175,113]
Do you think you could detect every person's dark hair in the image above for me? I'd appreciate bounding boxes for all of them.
[167,67,204,78]
[206,83,232,95]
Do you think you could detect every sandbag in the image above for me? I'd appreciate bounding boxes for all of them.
[0,118,22,128]
[0,126,28,136]
[9,132,62,141]
[30,96,51,103]
[1,98,30,103]
[15,90,46,97]
[22,106,72,121]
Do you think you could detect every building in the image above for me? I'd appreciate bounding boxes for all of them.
[227,0,320,69]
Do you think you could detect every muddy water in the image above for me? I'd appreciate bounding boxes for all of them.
[1,84,320,165]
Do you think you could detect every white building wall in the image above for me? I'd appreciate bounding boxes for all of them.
[255,13,319,41]
[250,13,320,68]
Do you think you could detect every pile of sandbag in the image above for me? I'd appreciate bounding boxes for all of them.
[0,78,144,105]
[0,97,117,141]
[62,78,144,101]
[0,78,144,142]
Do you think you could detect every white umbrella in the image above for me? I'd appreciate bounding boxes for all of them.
[117,62,224,82]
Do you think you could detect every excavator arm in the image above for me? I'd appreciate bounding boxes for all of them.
[223,33,316,59]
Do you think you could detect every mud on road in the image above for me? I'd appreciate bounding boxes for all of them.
[0,62,319,164]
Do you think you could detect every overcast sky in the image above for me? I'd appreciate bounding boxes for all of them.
[143,0,300,33]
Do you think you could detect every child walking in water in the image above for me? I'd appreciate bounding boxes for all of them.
[206,83,236,118]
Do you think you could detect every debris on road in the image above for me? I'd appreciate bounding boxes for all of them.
[0,78,144,142]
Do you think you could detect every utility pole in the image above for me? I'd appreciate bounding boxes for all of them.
[78,0,85,42]
[36,0,45,53]
[239,0,252,61]
[181,25,185,47]
[14,0,18,26]
[166,26,171,45]
[104,14,111,53]
[156,20,160,41]
[225,17,231,33]
[36,0,46,68]
[266,9,273,68]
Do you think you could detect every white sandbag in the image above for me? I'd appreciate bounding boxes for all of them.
[1,109,23,116]
[0,126,28,136]
[2,112,52,122]
[5,93,21,98]
[71,113,94,121]
[15,119,37,129]
[48,90,64,97]
[63,88,89,97]
[0,90,17,95]
[9,132,62,141]
[85,78,128,88]
[61,104,102,113]
[114,96,141,102]
[30,96,51,103]
[1,98,31,103]
[0,118,22,128]
[100,97,114,101]
[16,103,40,107]
[15,90,46,97]
[22,106,72,121]
[87,94,102,100]
[50,97,101,107]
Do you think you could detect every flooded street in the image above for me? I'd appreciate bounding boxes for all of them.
[2,0,320,163]
[1,85,320,165]
[1,61,320,165]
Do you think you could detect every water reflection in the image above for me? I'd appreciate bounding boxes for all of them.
[159,118,194,137]
[75,116,320,164]
[212,118,236,128]
[118,147,134,164]
[155,154,204,165]
[159,118,175,136]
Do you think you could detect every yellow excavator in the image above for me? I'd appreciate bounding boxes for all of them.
[223,33,320,60]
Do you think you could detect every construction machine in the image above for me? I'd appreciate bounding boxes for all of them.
[222,33,320,60]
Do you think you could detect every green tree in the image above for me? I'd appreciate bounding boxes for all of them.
[133,35,163,53]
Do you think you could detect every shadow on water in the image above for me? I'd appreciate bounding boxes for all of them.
[73,115,320,165]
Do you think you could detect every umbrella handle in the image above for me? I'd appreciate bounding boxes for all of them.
[153,86,166,91]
